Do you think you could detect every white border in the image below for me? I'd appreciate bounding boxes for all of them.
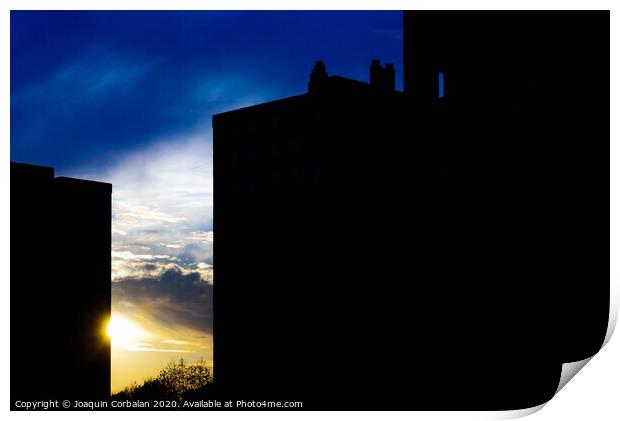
[2,1,617,420]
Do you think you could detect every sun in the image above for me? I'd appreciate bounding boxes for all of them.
[106,314,149,348]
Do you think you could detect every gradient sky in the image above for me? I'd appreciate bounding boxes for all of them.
[10,10,404,392]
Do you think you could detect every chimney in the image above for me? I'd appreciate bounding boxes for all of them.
[308,60,328,93]
[370,59,395,93]
[370,59,383,89]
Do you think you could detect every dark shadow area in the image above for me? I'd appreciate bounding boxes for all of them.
[212,11,609,410]
[11,162,111,408]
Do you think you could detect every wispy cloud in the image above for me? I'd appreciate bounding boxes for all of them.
[12,47,156,106]
[112,250,176,261]
[124,344,191,353]
[161,339,194,346]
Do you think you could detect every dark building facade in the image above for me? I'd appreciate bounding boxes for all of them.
[213,11,608,410]
[11,162,111,406]
[402,10,609,367]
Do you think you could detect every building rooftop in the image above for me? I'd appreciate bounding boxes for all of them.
[11,162,112,193]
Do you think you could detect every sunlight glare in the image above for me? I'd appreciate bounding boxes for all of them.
[106,314,149,348]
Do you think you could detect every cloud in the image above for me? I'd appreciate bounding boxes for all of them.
[108,131,213,229]
[185,231,214,244]
[73,130,214,269]
[115,203,188,225]
[112,260,212,283]
[12,47,155,105]
[112,250,176,261]
[123,344,191,353]
[112,266,213,336]
[161,339,194,345]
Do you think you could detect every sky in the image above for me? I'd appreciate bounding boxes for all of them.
[10,10,404,392]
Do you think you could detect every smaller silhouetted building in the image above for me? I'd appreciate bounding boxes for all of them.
[11,162,111,406]
[213,60,412,408]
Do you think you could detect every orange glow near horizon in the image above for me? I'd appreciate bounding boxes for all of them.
[107,311,213,393]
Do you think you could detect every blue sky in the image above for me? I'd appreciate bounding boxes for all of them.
[11,11,403,172]
[10,10,404,391]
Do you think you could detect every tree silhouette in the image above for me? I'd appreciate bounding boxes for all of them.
[112,358,213,403]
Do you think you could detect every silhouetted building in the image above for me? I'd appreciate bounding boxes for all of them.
[214,61,411,407]
[214,11,608,410]
[402,10,609,370]
[11,162,111,406]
